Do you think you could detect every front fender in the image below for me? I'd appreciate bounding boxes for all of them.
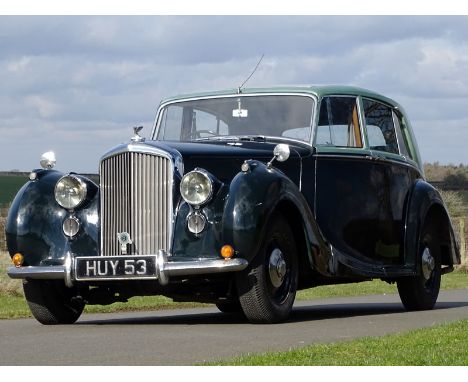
[405,179,460,269]
[5,170,99,266]
[222,160,331,266]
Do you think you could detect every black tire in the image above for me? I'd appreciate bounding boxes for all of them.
[23,279,85,325]
[397,222,441,311]
[216,299,243,314]
[236,213,298,324]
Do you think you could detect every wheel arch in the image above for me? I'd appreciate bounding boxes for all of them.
[405,179,460,271]
[423,203,458,267]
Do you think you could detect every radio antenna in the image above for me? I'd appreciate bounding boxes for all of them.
[237,54,264,94]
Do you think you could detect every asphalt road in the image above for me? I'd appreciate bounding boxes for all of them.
[1,289,467,365]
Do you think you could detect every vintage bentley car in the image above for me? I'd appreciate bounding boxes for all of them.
[6,86,460,324]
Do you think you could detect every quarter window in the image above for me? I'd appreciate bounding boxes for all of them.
[363,99,399,155]
[316,96,363,148]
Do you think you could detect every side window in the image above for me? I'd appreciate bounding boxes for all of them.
[316,96,363,147]
[363,99,399,155]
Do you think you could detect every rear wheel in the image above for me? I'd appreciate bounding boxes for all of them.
[23,279,85,325]
[236,213,298,323]
[397,223,441,311]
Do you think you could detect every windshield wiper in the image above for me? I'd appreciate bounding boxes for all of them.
[195,135,240,142]
[238,135,266,142]
[195,135,267,142]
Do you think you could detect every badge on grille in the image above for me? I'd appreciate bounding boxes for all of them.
[117,232,133,255]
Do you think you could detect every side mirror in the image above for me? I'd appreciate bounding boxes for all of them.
[40,151,56,170]
[267,144,290,168]
[273,144,290,162]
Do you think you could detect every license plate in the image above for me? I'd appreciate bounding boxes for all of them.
[75,255,158,281]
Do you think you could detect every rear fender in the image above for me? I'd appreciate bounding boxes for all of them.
[405,180,460,270]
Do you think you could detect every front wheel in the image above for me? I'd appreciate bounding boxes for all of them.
[23,279,85,325]
[397,223,441,311]
[236,213,298,324]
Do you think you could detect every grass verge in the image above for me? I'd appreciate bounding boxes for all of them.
[296,271,468,300]
[207,318,468,365]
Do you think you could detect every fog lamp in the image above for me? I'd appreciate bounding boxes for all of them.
[12,253,24,267]
[187,212,206,235]
[220,245,234,259]
[63,216,80,238]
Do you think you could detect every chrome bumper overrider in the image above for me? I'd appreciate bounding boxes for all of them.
[7,250,248,288]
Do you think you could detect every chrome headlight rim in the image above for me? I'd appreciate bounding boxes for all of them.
[54,175,88,210]
[180,169,214,207]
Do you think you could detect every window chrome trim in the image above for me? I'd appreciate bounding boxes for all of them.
[151,92,317,146]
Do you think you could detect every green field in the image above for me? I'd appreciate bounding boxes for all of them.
[207,318,468,365]
[0,174,28,205]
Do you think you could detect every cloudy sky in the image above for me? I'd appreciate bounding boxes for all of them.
[1,16,468,173]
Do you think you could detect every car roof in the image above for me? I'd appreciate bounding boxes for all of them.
[159,85,404,110]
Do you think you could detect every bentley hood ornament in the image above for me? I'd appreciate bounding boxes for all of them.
[131,126,145,142]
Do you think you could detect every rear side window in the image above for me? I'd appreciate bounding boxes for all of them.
[363,99,399,155]
[316,96,363,148]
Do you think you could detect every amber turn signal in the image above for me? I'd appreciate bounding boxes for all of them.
[220,245,234,259]
[12,253,24,268]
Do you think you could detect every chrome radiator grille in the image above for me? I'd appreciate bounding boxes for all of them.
[100,151,173,256]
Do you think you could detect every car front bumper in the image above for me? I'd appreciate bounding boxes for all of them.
[7,250,249,288]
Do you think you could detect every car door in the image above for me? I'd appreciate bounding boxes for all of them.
[314,95,417,274]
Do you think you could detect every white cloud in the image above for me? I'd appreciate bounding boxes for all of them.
[25,95,61,118]
[6,56,31,72]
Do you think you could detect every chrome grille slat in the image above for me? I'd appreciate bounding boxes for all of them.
[100,151,172,256]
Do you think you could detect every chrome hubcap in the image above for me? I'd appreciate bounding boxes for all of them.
[268,248,287,288]
[421,247,435,280]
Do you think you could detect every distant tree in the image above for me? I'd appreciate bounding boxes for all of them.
[443,169,468,188]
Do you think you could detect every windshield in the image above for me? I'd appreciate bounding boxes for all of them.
[155,95,314,143]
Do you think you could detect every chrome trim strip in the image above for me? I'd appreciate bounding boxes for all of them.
[8,265,67,280]
[152,92,318,144]
[313,153,421,173]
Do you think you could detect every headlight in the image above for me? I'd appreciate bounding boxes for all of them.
[55,175,87,209]
[180,170,213,206]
